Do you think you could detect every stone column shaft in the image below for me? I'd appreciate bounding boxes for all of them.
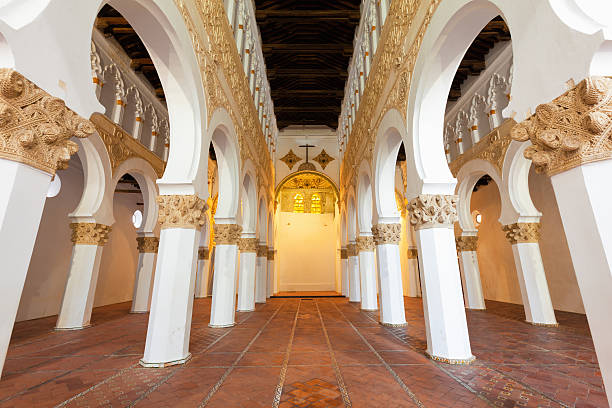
[237,237,258,312]
[357,236,378,311]
[406,248,421,298]
[195,246,211,298]
[455,235,485,310]
[255,245,268,303]
[267,248,275,298]
[131,236,159,313]
[210,223,242,327]
[340,248,349,297]
[347,243,360,302]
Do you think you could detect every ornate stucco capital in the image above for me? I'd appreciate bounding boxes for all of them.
[346,243,358,257]
[198,246,209,260]
[407,248,418,259]
[455,236,478,252]
[157,195,208,230]
[356,236,376,252]
[136,236,159,253]
[371,223,402,245]
[340,247,348,259]
[511,77,612,176]
[0,69,95,174]
[267,249,275,260]
[215,224,242,245]
[70,223,112,246]
[409,194,458,230]
[238,238,258,252]
[502,223,541,244]
[257,245,268,257]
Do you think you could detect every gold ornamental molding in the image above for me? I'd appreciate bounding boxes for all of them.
[340,0,443,193]
[449,119,516,177]
[198,246,209,260]
[70,223,112,246]
[372,223,402,245]
[0,69,94,175]
[238,238,259,253]
[136,236,159,253]
[511,76,612,176]
[214,224,242,245]
[356,236,376,252]
[455,235,478,252]
[409,194,458,230]
[502,223,541,244]
[90,113,165,178]
[157,194,208,230]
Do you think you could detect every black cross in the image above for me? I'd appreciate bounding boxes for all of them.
[299,144,316,163]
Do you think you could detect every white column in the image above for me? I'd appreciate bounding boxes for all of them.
[141,195,206,367]
[56,223,112,329]
[347,243,361,302]
[455,235,486,310]
[209,223,242,327]
[131,235,159,313]
[132,115,143,141]
[410,195,474,363]
[0,160,52,376]
[236,237,257,311]
[255,244,267,303]
[149,131,157,152]
[502,223,557,325]
[357,236,378,311]
[407,248,421,297]
[340,247,349,297]
[372,224,406,326]
[111,98,124,124]
[194,246,211,298]
[267,247,274,298]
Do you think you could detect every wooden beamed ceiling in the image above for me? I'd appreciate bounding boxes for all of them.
[448,16,511,102]
[95,5,165,102]
[255,0,361,129]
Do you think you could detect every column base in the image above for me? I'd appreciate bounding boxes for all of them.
[237,308,255,312]
[54,324,92,331]
[208,322,235,328]
[466,306,486,311]
[426,351,475,365]
[527,320,559,327]
[361,308,378,312]
[380,321,407,328]
[139,353,192,368]
[195,295,208,299]
[129,311,149,314]
[348,300,360,304]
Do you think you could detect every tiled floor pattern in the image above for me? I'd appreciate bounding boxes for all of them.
[0,297,607,407]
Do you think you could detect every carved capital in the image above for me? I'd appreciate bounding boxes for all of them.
[511,77,612,176]
[371,223,401,245]
[238,238,258,252]
[502,223,541,244]
[407,248,418,259]
[409,195,458,230]
[340,247,348,259]
[257,245,268,257]
[455,236,478,252]
[198,246,209,260]
[215,224,242,245]
[0,69,95,175]
[136,236,159,253]
[267,249,275,260]
[347,243,358,257]
[356,236,376,251]
[157,195,208,230]
[70,223,112,246]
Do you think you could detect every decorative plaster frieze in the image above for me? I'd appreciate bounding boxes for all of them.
[136,236,159,253]
[70,223,112,246]
[157,195,208,230]
[502,223,541,244]
[455,236,478,252]
[214,224,242,245]
[238,238,258,252]
[371,223,402,245]
[409,195,458,230]
[0,69,94,175]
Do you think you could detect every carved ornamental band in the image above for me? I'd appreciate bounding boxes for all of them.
[0,69,95,175]
[455,236,478,252]
[511,77,612,176]
[372,223,402,245]
[136,236,159,253]
[407,248,418,259]
[214,224,242,245]
[70,223,112,246]
[346,243,358,257]
[257,245,268,257]
[356,236,376,252]
[157,195,208,230]
[340,248,348,259]
[409,195,458,230]
[198,246,209,260]
[238,238,259,252]
[267,249,275,261]
[502,223,541,244]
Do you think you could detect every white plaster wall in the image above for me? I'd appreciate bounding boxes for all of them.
[277,212,336,291]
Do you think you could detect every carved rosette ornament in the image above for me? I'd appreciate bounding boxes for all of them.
[214,224,242,245]
[356,236,376,252]
[346,243,358,257]
[511,77,612,176]
[455,236,478,252]
[136,236,159,253]
[340,248,348,259]
[0,69,95,174]
[371,224,402,245]
[238,238,258,253]
[502,223,541,245]
[257,245,268,257]
[157,195,208,230]
[409,195,458,230]
[198,246,209,260]
[70,223,112,246]
[267,249,275,261]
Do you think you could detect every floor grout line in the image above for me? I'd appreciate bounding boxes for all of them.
[272,299,301,407]
[314,299,352,407]
[197,301,286,407]
[331,301,424,408]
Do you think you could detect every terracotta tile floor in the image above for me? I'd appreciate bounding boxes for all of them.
[0,297,607,407]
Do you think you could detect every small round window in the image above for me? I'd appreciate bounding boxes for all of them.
[47,175,61,198]
[132,210,143,228]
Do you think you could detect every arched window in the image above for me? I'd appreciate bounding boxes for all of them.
[293,193,304,213]
[311,193,322,214]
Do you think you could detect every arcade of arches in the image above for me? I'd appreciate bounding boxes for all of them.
[0,0,611,406]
